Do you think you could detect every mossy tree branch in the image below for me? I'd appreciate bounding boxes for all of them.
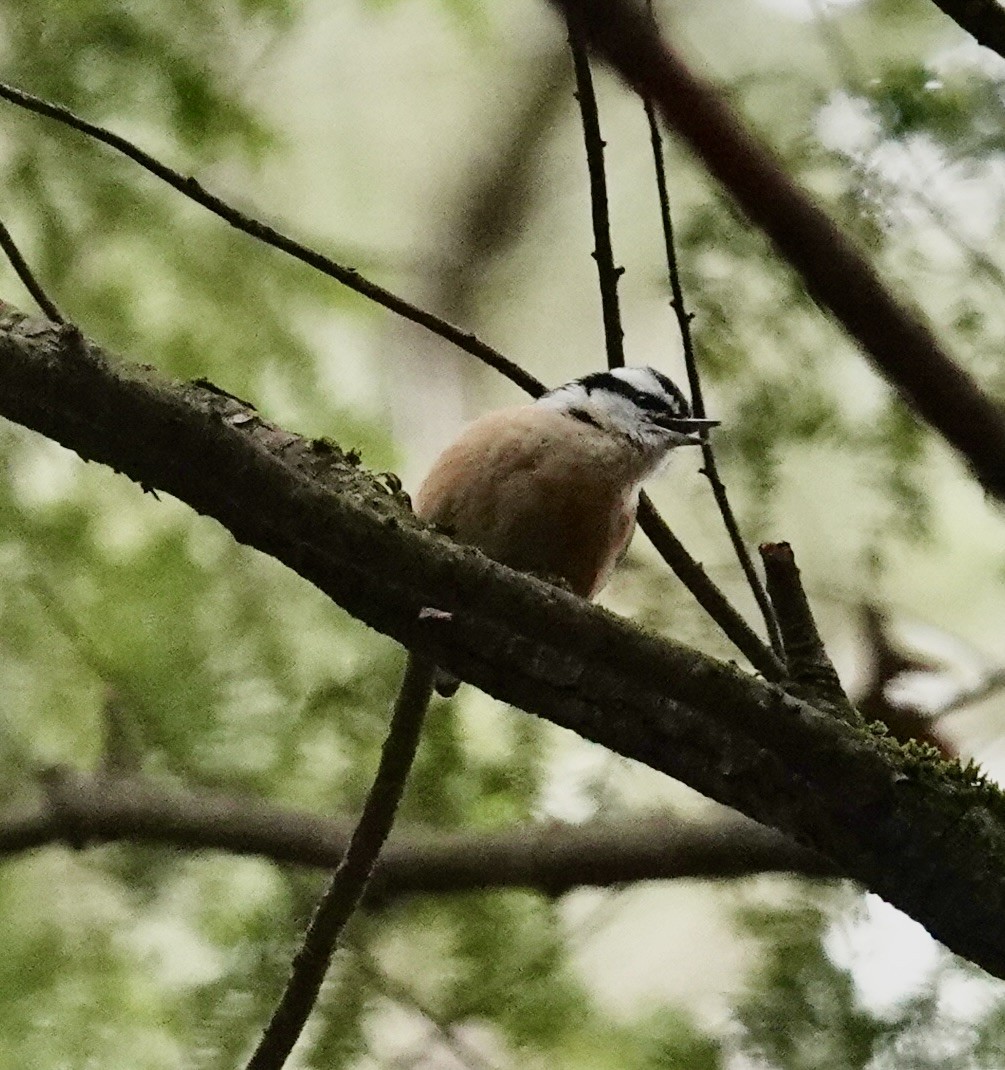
[0,74,782,682]
[3,306,1005,978]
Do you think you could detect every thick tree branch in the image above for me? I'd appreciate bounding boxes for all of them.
[2,309,1005,979]
[1,769,836,891]
[547,0,1005,503]
[0,78,781,681]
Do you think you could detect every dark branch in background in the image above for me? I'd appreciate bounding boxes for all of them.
[642,87,785,661]
[0,76,780,681]
[349,945,503,1070]
[0,221,65,323]
[421,46,571,326]
[760,541,856,722]
[854,604,958,759]
[565,29,783,680]
[245,655,434,1070]
[5,312,1005,978]
[1,768,836,890]
[927,0,1005,60]
[940,667,1005,717]
[548,0,1005,503]
[567,21,626,368]
[0,80,541,399]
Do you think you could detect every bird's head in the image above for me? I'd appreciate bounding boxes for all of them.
[537,366,719,460]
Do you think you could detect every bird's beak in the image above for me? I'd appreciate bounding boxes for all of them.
[661,417,720,444]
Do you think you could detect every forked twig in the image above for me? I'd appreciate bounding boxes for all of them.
[566,30,784,679]
[546,0,1005,505]
[642,83,784,659]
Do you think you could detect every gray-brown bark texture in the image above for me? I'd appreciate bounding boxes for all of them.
[3,304,1005,978]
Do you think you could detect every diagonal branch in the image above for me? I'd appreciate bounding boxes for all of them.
[760,541,855,722]
[0,80,541,400]
[548,0,1005,503]
[926,0,1005,61]
[635,494,783,679]
[2,309,1005,979]
[0,220,65,323]
[245,655,434,1070]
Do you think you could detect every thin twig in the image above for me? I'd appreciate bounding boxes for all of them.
[546,0,1005,504]
[935,668,1005,718]
[0,80,540,399]
[0,220,65,323]
[566,22,781,679]
[760,542,855,720]
[244,654,435,1070]
[637,495,784,680]
[0,80,778,677]
[642,88,785,660]
[567,22,626,367]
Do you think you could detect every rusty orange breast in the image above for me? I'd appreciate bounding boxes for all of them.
[415,406,642,598]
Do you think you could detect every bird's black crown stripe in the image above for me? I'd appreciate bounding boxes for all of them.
[578,370,691,418]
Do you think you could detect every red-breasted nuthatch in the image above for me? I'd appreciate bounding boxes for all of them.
[414,367,718,691]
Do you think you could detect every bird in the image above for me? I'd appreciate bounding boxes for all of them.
[413,366,718,693]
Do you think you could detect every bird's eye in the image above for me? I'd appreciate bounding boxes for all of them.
[639,398,689,422]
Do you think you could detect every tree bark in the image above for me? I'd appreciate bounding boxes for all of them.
[2,305,1005,978]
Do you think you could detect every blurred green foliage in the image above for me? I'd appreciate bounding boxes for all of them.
[734,895,1005,1069]
[3,0,1005,1067]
